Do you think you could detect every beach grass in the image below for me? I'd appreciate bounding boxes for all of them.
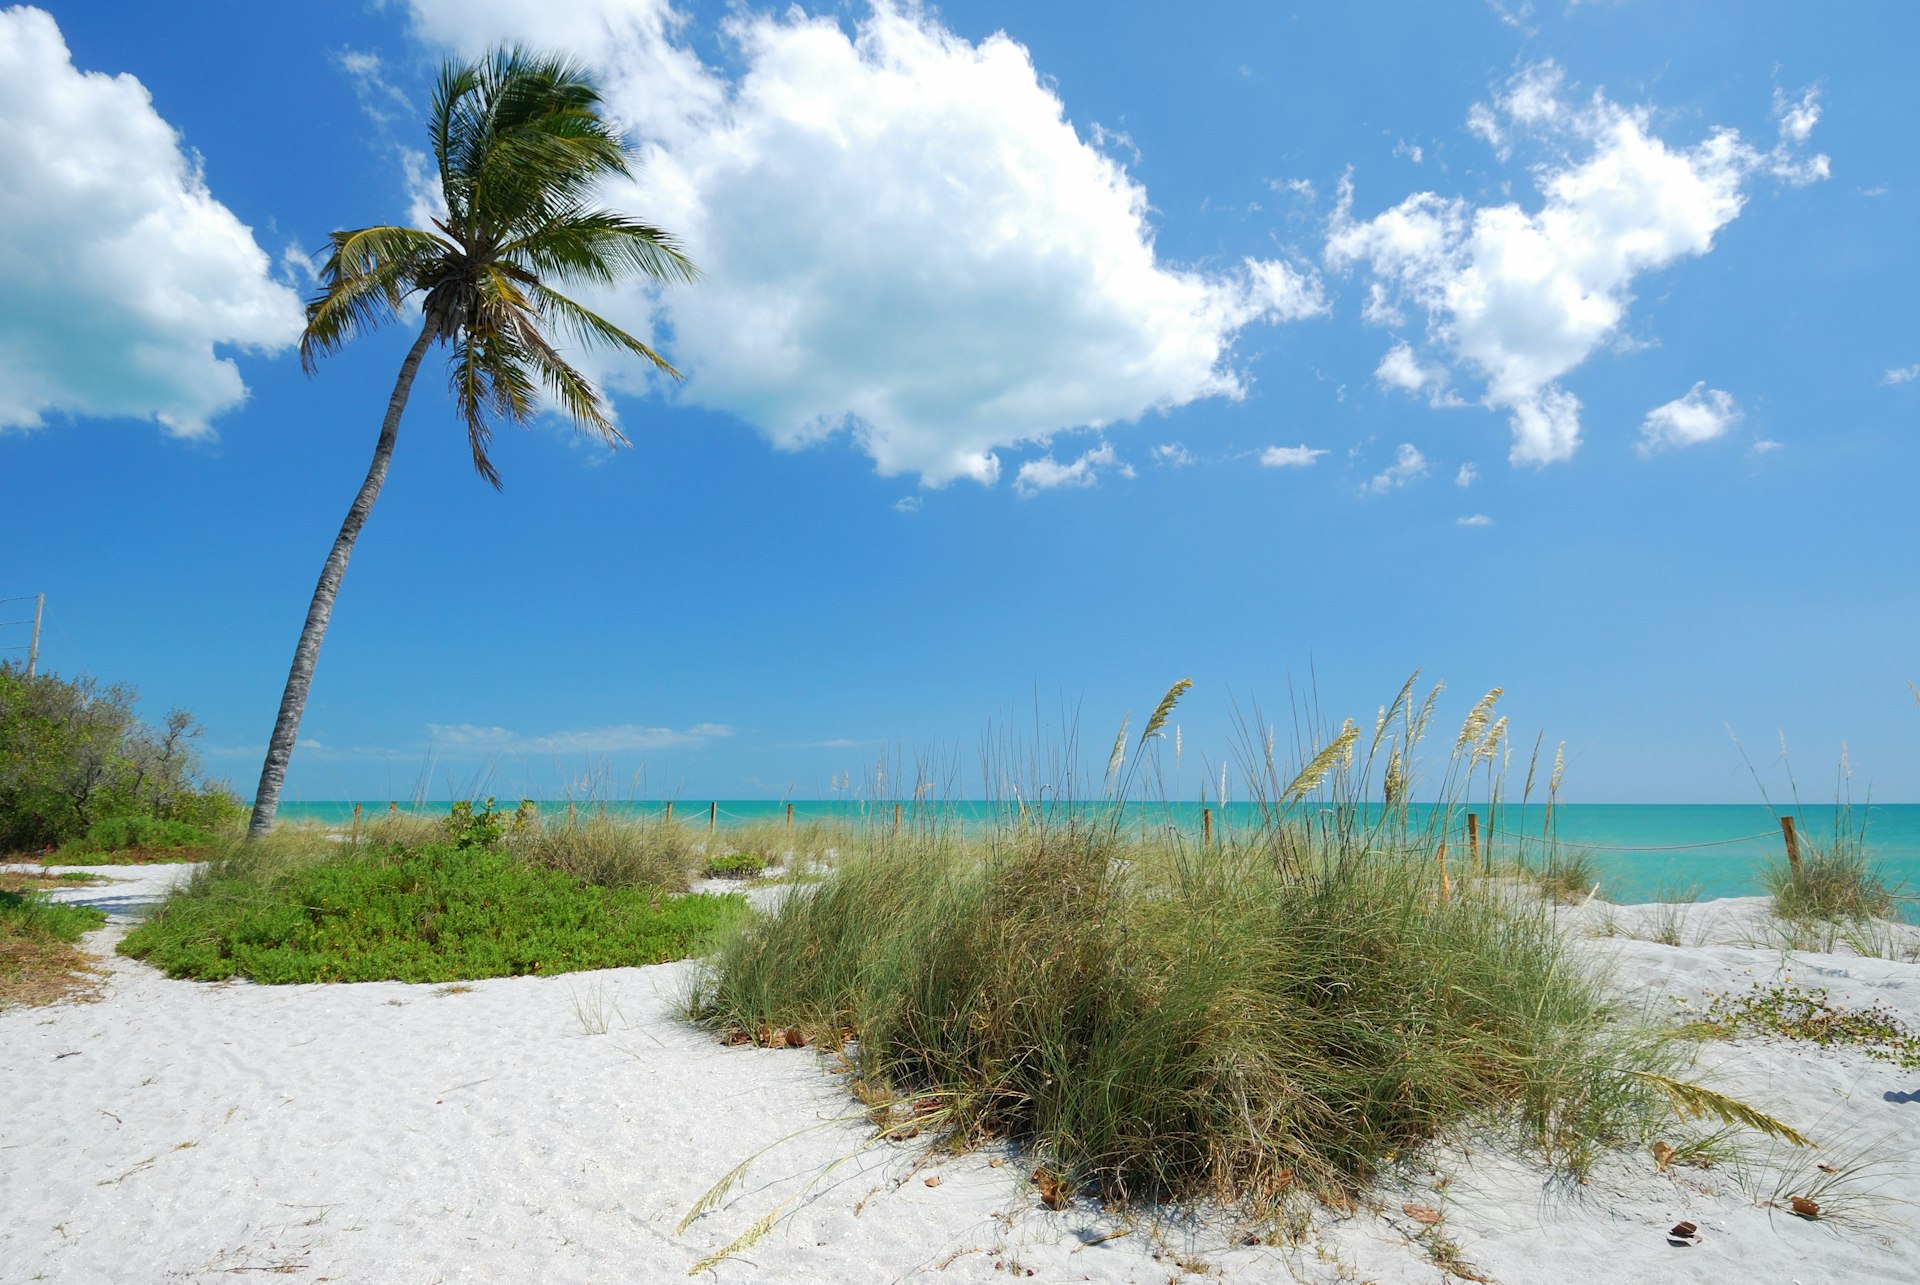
[508,810,706,891]
[1765,843,1898,926]
[118,841,746,984]
[689,817,1726,1209]
[684,678,1813,1221]
[1,885,108,1009]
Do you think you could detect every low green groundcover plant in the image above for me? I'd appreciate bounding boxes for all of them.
[2,887,108,1008]
[120,844,745,984]
[1684,981,1920,1069]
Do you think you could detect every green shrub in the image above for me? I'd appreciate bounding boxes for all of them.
[73,815,215,853]
[0,663,238,851]
[702,851,771,879]
[119,843,745,984]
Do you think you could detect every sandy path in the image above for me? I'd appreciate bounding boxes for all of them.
[3,871,1917,1283]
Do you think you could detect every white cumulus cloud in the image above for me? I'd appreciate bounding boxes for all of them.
[1327,61,1827,468]
[1455,463,1478,487]
[0,8,302,436]
[1637,382,1742,455]
[405,0,1326,487]
[1259,444,1327,469]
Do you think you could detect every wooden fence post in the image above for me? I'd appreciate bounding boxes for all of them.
[1780,815,1803,881]
[1202,807,1213,848]
[389,801,398,817]
[664,800,674,826]
[709,801,717,834]
[351,802,362,845]
[1438,842,1450,903]
[1467,812,1481,872]
[893,802,903,832]
[786,801,794,829]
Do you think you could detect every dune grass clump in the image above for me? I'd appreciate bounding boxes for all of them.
[693,821,1703,1206]
[1,886,107,1009]
[510,811,704,891]
[119,841,744,984]
[1765,844,1897,926]
[688,678,1807,1222]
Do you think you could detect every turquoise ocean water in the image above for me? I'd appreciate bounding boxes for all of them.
[278,800,1920,912]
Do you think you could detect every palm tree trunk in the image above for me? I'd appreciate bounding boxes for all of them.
[247,314,440,838]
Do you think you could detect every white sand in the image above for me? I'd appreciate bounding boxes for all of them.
[4,870,1919,1284]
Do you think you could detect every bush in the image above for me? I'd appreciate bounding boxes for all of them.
[0,663,239,852]
[66,814,216,855]
[119,842,745,984]
[703,851,771,879]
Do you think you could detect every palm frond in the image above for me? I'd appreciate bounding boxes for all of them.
[300,226,452,371]
[505,208,698,286]
[522,278,682,378]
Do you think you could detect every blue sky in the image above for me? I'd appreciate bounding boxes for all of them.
[2,0,1915,803]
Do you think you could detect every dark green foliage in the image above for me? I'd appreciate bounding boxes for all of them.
[118,843,744,984]
[64,815,216,856]
[0,662,239,852]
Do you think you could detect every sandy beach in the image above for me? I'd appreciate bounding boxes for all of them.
[4,866,1917,1284]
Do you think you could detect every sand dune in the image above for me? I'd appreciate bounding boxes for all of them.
[3,866,1916,1283]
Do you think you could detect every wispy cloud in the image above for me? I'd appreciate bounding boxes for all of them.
[1259,444,1328,469]
[1457,513,1493,527]
[1365,443,1428,493]
[1883,363,1920,386]
[426,722,734,755]
[1014,440,1130,495]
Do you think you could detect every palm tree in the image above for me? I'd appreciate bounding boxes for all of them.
[247,48,696,838]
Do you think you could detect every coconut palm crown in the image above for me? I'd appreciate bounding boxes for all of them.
[248,48,695,837]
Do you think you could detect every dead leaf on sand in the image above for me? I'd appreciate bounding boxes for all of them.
[1652,1141,1675,1171]
[1789,1196,1821,1219]
[1402,1202,1442,1225]
[1034,1169,1069,1211]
